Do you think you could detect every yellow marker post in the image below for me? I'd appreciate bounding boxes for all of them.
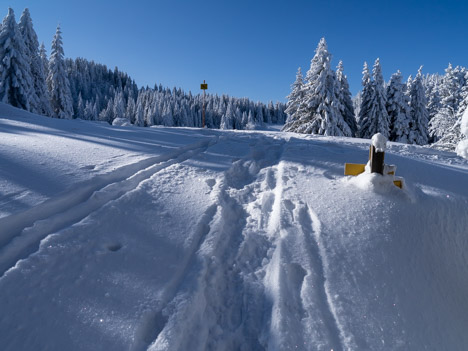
[200,80,208,128]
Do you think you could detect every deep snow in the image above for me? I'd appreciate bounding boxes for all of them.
[1,103,467,350]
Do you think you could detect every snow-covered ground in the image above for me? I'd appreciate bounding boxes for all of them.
[1,103,467,351]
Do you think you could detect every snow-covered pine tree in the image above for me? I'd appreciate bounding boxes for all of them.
[0,8,34,111]
[283,38,351,136]
[336,60,357,136]
[47,25,73,119]
[431,88,468,151]
[245,110,258,130]
[284,67,304,128]
[353,91,362,121]
[19,8,52,116]
[423,73,442,122]
[76,92,85,119]
[126,96,135,122]
[39,43,48,78]
[84,100,96,120]
[358,58,390,139]
[220,99,234,129]
[113,91,125,119]
[438,64,465,111]
[429,107,457,148]
[160,100,173,127]
[386,70,411,142]
[408,67,429,145]
[429,64,468,144]
[255,104,264,125]
[99,98,114,123]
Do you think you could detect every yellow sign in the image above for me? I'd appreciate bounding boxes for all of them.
[200,83,208,90]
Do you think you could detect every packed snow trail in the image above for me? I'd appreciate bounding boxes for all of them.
[1,107,468,350]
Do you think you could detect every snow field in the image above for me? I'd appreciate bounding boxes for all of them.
[1,105,468,350]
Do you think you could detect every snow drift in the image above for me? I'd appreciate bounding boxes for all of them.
[1,103,467,350]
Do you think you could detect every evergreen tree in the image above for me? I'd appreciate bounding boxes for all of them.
[76,92,84,119]
[83,100,96,120]
[358,58,390,138]
[161,101,172,127]
[113,91,125,119]
[408,67,429,145]
[126,96,136,121]
[19,8,52,116]
[0,8,34,111]
[98,98,114,123]
[245,110,258,130]
[39,42,48,77]
[47,25,73,119]
[429,106,457,144]
[386,70,411,142]
[336,61,357,136]
[423,74,442,121]
[220,100,234,129]
[283,38,351,136]
[284,67,304,127]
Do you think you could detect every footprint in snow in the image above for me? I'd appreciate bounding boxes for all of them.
[205,178,216,190]
[106,243,123,252]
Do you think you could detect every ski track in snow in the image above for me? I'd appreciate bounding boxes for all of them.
[144,135,348,350]
[0,137,218,277]
[147,135,287,350]
[263,159,345,351]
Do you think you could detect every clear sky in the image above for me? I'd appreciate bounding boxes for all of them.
[2,0,468,103]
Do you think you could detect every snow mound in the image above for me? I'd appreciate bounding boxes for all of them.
[346,171,404,194]
[112,117,132,126]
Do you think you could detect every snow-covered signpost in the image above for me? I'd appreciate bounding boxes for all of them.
[201,80,208,128]
[369,133,387,174]
[344,133,403,188]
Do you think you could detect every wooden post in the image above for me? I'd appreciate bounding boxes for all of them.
[200,80,208,128]
[369,145,385,174]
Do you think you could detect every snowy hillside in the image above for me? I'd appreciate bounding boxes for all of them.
[1,103,467,351]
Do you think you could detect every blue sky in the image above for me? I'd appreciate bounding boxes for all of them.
[2,0,468,103]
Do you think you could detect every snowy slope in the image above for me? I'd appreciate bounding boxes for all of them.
[1,103,467,351]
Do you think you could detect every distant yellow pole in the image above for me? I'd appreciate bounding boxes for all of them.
[201,80,208,128]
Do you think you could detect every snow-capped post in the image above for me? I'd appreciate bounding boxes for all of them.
[369,133,387,174]
[344,133,403,188]
[200,80,208,128]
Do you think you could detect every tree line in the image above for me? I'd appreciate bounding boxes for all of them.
[0,8,286,130]
[284,38,467,151]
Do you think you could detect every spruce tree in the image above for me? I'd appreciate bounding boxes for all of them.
[408,67,429,145]
[358,58,390,139]
[126,96,136,121]
[47,25,73,119]
[283,38,351,136]
[386,71,411,142]
[220,100,234,129]
[19,8,52,116]
[336,61,357,136]
[99,98,114,123]
[39,43,48,77]
[113,91,125,119]
[0,8,34,111]
[284,67,304,128]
